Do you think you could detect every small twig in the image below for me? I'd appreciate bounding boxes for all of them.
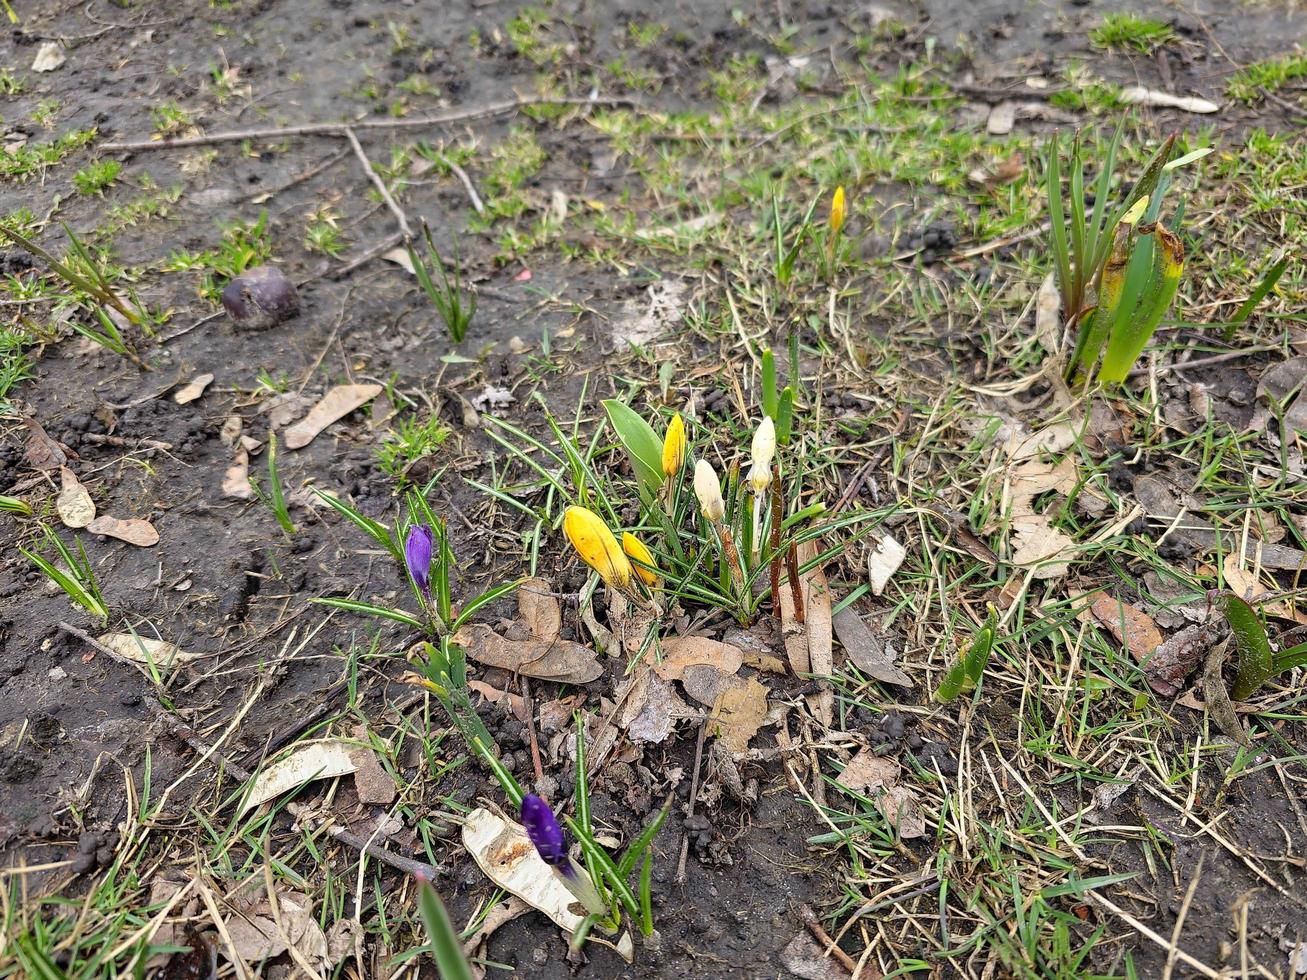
[1126,344,1279,379]
[798,904,858,975]
[443,157,486,217]
[57,622,441,882]
[331,231,406,279]
[345,128,411,241]
[675,717,709,885]
[1088,892,1223,979]
[786,539,805,624]
[235,147,350,205]
[101,95,637,153]
[158,309,224,344]
[521,676,545,785]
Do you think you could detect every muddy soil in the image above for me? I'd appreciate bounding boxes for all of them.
[3,0,1307,977]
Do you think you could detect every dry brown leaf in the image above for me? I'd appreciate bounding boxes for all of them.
[468,680,531,723]
[284,383,383,450]
[878,784,928,839]
[744,653,788,674]
[1145,624,1213,696]
[222,448,255,500]
[1089,593,1163,663]
[680,663,746,707]
[804,546,833,677]
[1004,426,1080,579]
[98,632,198,666]
[24,418,68,471]
[836,749,898,794]
[622,671,690,744]
[1202,636,1250,746]
[1222,554,1262,600]
[241,741,358,813]
[173,373,214,405]
[381,247,416,274]
[538,694,586,733]
[517,576,561,642]
[779,932,850,980]
[832,607,912,687]
[224,887,329,971]
[349,746,397,805]
[711,677,769,753]
[87,515,159,547]
[454,623,602,684]
[1035,271,1061,353]
[655,636,744,681]
[56,466,95,528]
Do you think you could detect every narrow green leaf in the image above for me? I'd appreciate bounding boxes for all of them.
[310,597,424,629]
[602,399,664,498]
[418,879,475,980]
[1223,255,1288,341]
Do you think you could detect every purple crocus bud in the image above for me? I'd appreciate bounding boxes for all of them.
[404,523,433,598]
[521,794,570,872]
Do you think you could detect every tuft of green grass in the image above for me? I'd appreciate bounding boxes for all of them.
[376,413,451,481]
[0,128,97,181]
[0,68,23,95]
[1227,52,1307,102]
[164,212,271,301]
[1090,13,1175,53]
[72,159,122,197]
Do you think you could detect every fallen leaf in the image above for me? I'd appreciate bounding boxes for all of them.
[24,418,68,471]
[219,415,242,447]
[680,663,747,707]
[222,448,255,500]
[31,42,66,72]
[56,466,95,528]
[349,747,396,806]
[655,636,744,681]
[1004,425,1080,579]
[284,384,383,449]
[1202,635,1249,746]
[87,515,159,546]
[779,932,849,980]
[468,680,531,723]
[537,694,586,733]
[516,576,561,642]
[622,671,691,744]
[326,918,363,967]
[1145,624,1214,696]
[1089,593,1163,663]
[711,677,769,753]
[805,549,833,677]
[834,749,928,838]
[381,247,416,274]
[867,533,905,596]
[1120,86,1219,114]
[611,279,687,348]
[1222,553,1262,600]
[98,632,199,666]
[453,623,602,684]
[224,886,329,972]
[832,607,912,687]
[173,372,214,404]
[836,749,898,794]
[241,741,358,813]
[462,807,634,961]
[262,391,314,429]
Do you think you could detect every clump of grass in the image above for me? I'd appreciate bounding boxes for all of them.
[1227,52,1307,102]
[164,212,271,301]
[21,526,110,621]
[72,158,122,197]
[1089,13,1175,54]
[376,413,450,481]
[406,224,476,343]
[249,432,295,536]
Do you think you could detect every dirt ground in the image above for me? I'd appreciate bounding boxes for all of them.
[3,0,1307,977]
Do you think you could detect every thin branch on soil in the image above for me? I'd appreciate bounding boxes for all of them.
[331,231,406,279]
[799,904,859,974]
[442,156,487,217]
[1161,854,1205,980]
[235,147,350,205]
[675,717,709,885]
[345,128,412,242]
[100,95,637,153]
[57,622,441,882]
[521,676,545,785]
[1126,344,1280,379]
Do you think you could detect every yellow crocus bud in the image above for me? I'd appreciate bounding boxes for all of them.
[748,416,775,493]
[694,460,725,522]
[829,185,846,236]
[622,532,659,587]
[662,413,686,479]
[563,506,631,590]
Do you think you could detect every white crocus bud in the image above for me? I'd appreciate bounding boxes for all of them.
[748,416,776,493]
[694,460,725,522]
